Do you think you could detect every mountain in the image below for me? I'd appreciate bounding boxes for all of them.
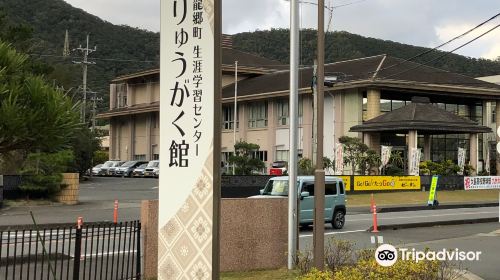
[232,29,500,77]
[0,0,160,111]
[1,0,499,114]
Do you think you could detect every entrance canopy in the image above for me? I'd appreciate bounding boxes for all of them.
[350,97,492,134]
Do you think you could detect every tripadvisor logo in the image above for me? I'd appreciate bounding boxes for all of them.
[375,244,398,267]
[375,244,482,267]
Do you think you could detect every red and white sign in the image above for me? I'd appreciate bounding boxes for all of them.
[464,176,500,190]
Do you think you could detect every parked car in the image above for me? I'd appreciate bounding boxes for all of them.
[107,161,126,176]
[98,159,123,176]
[98,160,121,176]
[91,164,103,176]
[115,161,148,177]
[251,176,346,229]
[132,163,148,177]
[144,160,160,178]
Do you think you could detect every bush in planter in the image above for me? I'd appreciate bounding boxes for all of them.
[19,150,74,198]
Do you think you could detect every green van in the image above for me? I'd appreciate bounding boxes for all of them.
[253,176,346,229]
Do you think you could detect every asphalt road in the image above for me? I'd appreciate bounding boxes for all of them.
[0,177,159,225]
[299,222,500,280]
[1,177,499,278]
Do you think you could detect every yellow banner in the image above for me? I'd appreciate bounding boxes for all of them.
[338,175,351,191]
[354,176,420,191]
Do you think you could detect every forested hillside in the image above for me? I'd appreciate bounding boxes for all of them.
[0,0,159,111]
[233,29,500,77]
[1,0,499,114]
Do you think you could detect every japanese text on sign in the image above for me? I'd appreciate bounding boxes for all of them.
[354,176,421,191]
[464,176,500,190]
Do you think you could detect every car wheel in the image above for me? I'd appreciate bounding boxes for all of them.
[332,210,345,229]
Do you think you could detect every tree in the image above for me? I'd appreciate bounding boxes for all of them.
[67,126,101,175]
[339,136,380,175]
[19,150,74,198]
[298,157,334,175]
[228,141,265,175]
[0,41,79,165]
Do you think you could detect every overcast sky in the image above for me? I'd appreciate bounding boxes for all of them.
[65,0,500,59]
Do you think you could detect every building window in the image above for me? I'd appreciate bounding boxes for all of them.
[492,103,496,123]
[151,112,159,128]
[153,154,159,160]
[248,102,268,128]
[117,83,127,108]
[277,100,289,126]
[252,150,268,162]
[276,150,289,161]
[222,106,238,130]
[276,99,303,126]
[134,154,146,160]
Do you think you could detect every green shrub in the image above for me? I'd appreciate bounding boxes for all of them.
[300,259,440,280]
[298,268,333,280]
[93,150,109,165]
[19,150,74,197]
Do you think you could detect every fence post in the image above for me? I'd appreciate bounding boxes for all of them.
[136,221,142,279]
[73,218,83,280]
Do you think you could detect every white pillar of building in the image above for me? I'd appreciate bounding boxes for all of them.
[470,133,478,176]
[408,130,418,174]
[424,134,431,161]
[365,88,381,153]
[366,88,381,120]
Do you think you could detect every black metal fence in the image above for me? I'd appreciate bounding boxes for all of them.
[0,221,141,280]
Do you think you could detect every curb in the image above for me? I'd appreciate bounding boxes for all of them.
[368,217,498,231]
[378,202,498,213]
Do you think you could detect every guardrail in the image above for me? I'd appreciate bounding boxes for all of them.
[0,220,141,280]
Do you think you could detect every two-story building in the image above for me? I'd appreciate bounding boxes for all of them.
[98,43,500,174]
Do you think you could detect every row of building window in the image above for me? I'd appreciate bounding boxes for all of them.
[132,154,159,161]
[222,99,304,130]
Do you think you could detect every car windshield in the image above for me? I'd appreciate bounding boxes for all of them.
[122,161,137,167]
[147,161,159,167]
[94,164,103,168]
[112,162,124,167]
[262,180,290,196]
[137,164,147,169]
[103,161,114,167]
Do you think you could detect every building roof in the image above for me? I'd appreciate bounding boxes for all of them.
[221,54,500,100]
[349,97,492,134]
[111,48,285,82]
[97,102,159,119]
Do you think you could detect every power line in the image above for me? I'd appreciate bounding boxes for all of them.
[381,23,500,80]
[372,12,500,74]
[29,53,157,63]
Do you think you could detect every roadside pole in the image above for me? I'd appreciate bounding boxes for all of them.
[288,0,299,270]
[313,0,326,270]
[233,61,238,175]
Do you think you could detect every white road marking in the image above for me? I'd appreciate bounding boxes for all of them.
[348,211,497,222]
[299,229,366,238]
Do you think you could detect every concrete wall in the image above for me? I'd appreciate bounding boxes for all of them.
[220,198,288,272]
[141,198,288,276]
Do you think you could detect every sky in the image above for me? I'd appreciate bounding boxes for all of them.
[64,0,500,59]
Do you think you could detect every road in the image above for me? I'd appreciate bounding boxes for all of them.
[299,222,500,280]
[0,177,159,225]
[1,177,499,279]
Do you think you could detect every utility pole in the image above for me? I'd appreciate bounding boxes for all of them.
[90,90,103,132]
[233,61,238,175]
[288,0,300,270]
[63,30,70,57]
[73,34,96,124]
[312,60,318,166]
[313,0,326,270]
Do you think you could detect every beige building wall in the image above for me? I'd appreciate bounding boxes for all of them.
[342,88,363,138]
[134,114,148,156]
